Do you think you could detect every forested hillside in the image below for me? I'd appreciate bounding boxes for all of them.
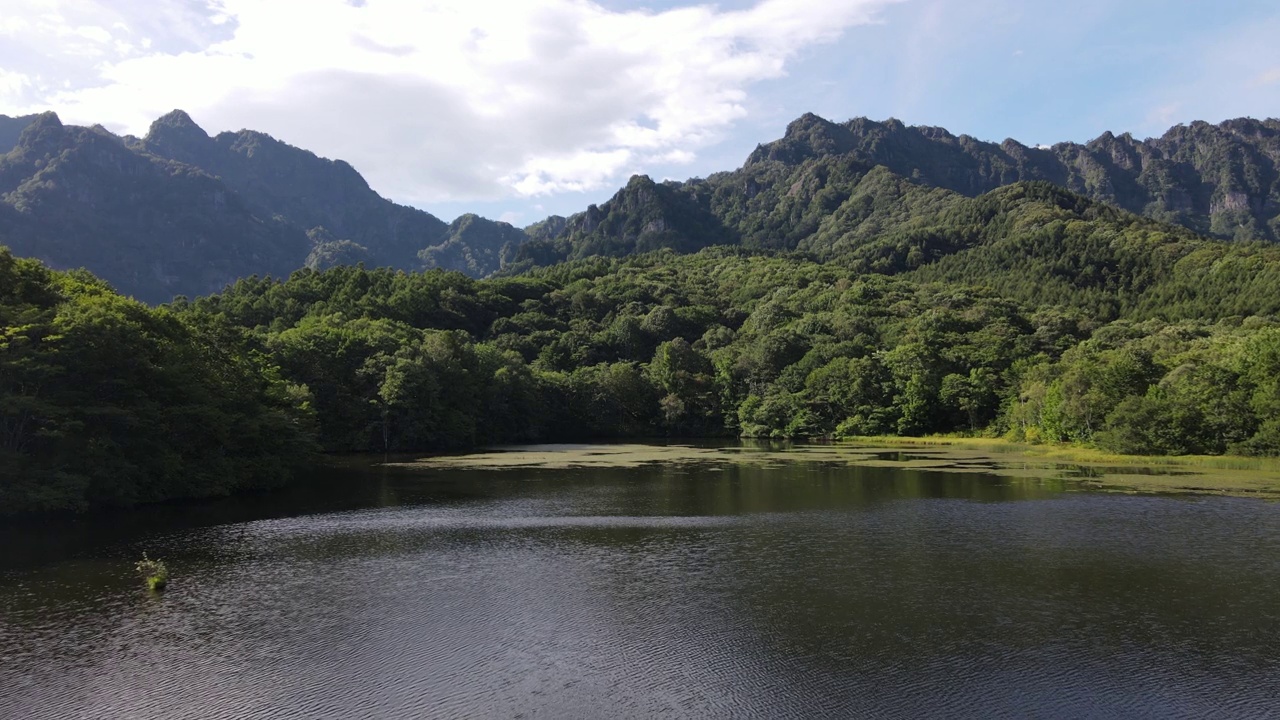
[7,189,1280,512]
[0,247,314,513]
[180,196,1280,462]
[421,214,527,277]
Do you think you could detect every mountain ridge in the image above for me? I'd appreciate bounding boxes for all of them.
[3,109,1278,302]
[511,113,1279,271]
[0,110,521,301]
[744,113,1280,239]
[0,112,311,302]
[136,109,449,270]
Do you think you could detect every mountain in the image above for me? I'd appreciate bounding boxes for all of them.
[509,174,735,270]
[421,213,525,277]
[4,108,1277,302]
[135,110,448,269]
[740,113,1280,241]
[0,110,514,302]
[0,112,309,303]
[515,114,1280,269]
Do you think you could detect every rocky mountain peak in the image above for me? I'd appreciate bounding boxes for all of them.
[143,109,213,161]
[25,111,62,131]
[787,112,835,133]
[747,113,858,166]
[149,109,203,134]
[13,112,69,158]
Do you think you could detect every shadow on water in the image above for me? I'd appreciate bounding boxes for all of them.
[0,460,416,571]
[0,452,1065,573]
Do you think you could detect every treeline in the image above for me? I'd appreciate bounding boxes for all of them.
[182,243,1280,458]
[1007,320,1280,456]
[0,248,314,513]
[7,188,1280,512]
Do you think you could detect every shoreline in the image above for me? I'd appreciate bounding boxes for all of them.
[840,435,1280,471]
[388,438,1280,500]
[833,436,1280,499]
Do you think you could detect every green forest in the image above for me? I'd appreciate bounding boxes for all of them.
[0,249,314,513]
[6,177,1280,512]
[5,104,1280,514]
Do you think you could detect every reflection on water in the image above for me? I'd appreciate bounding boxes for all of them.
[2,449,1279,719]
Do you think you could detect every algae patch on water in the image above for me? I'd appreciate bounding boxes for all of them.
[386,444,826,470]
[386,443,902,472]
[388,442,1280,500]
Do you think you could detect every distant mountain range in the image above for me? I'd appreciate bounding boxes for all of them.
[1,109,1277,302]
[0,111,520,302]
[510,114,1280,270]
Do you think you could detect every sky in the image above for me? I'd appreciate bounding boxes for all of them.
[2,0,1278,226]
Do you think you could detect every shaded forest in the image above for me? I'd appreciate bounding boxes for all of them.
[0,248,314,513]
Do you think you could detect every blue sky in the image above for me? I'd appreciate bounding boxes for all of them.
[3,0,1278,226]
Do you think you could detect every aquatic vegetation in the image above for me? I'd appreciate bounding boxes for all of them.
[392,441,1280,500]
[135,554,169,591]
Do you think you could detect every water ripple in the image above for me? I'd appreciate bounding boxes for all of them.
[3,469,1279,719]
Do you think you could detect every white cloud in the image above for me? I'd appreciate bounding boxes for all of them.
[0,69,33,106]
[648,149,697,164]
[1144,102,1183,130]
[8,0,898,205]
[0,1,234,113]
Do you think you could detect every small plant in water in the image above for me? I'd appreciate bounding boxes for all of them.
[135,553,168,591]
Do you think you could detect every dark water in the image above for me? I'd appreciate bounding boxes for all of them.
[3,449,1280,719]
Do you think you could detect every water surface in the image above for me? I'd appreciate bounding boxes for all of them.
[2,445,1279,718]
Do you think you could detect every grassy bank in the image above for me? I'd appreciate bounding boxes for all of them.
[841,436,1280,498]
[844,435,1280,472]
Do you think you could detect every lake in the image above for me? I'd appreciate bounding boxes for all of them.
[2,442,1279,719]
